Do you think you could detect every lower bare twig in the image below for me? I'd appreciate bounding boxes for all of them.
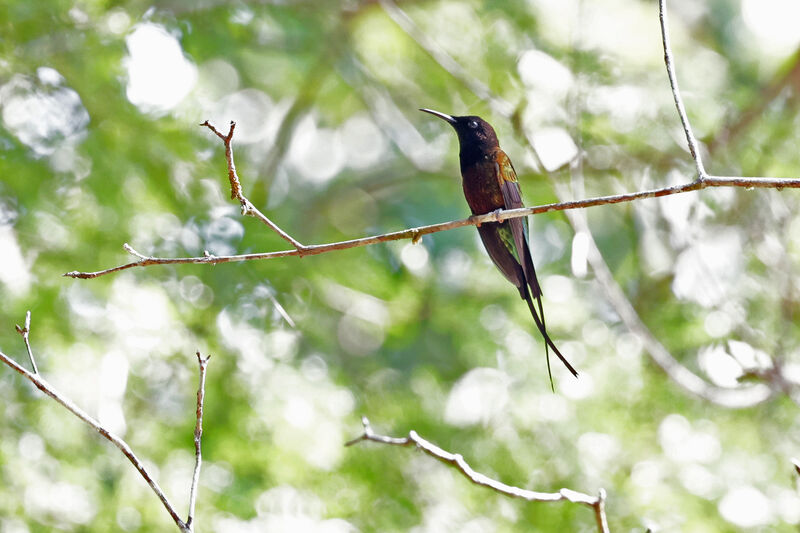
[346,417,610,533]
[0,313,211,533]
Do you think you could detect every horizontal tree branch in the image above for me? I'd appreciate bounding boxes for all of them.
[346,417,609,533]
[64,173,800,279]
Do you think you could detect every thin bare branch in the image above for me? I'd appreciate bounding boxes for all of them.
[14,310,37,375]
[186,352,211,531]
[0,345,189,531]
[64,174,800,279]
[659,0,707,178]
[347,417,610,533]
[200,120,306,251]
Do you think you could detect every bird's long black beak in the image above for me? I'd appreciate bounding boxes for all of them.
[419,108,457,124]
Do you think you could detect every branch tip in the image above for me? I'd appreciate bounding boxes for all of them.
[123,243,148,260]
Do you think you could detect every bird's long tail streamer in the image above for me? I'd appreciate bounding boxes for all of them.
[523,287,579,387]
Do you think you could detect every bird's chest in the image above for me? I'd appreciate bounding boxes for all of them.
[461,157,504,215]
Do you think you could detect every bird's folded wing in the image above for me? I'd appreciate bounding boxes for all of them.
[494,150,540,297]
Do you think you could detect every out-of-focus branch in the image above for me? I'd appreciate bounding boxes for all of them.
[709,46,800,154]
[346,417,610,533]
[562,199,773,408]
[0,314,211,532]
[378,0,514,117]
[63,170,800,279]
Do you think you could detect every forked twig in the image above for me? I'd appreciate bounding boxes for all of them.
[0,314,212,532]
[200,120,306,251]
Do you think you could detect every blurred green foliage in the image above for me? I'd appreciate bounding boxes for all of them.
[2,0,800,531]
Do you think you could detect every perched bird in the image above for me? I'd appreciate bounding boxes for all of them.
[420,108,578,385]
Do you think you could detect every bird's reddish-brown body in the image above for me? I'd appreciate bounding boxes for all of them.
[460,150,507,215]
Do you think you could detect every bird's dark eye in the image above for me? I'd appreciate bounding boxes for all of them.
[469,121,478,129]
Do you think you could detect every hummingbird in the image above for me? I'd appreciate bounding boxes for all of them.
[420,108,578,385]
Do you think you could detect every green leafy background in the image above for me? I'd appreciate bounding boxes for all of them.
[1,0,800,531]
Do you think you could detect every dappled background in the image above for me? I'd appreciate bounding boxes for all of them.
[2,0,800,531]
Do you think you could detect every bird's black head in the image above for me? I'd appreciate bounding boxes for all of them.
[420,108,499,162]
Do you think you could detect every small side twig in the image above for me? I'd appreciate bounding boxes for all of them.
[346,417,610,533]
[186,351,210,531]
[200,120,306,252]
[14,310,37,375]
